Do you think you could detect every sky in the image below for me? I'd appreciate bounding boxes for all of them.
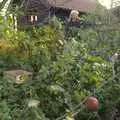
[0,0,3,2]
[98,0,112,9]
[98,0,120,9]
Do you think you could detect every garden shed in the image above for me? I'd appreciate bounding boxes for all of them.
[11,0,98,28]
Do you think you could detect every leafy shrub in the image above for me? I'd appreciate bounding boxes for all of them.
[0,9,120,120]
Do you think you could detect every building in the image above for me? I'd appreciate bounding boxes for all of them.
[11,0,98,28]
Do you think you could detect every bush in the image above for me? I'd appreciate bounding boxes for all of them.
[0,10,120,120]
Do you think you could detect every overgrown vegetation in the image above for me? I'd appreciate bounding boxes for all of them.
[0,5,120,120]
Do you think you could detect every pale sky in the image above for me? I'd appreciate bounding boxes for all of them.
[0,0,3,3]
[98,0,120,9]
[98,0,112,9]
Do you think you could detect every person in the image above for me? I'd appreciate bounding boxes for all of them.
[67,10,80,24]
[65,10,81,39]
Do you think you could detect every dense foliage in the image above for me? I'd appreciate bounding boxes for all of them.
[0,7,120,120]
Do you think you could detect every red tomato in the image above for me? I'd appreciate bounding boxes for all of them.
[86,96,99,110]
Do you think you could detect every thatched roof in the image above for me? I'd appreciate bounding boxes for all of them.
[48,0,98,12]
